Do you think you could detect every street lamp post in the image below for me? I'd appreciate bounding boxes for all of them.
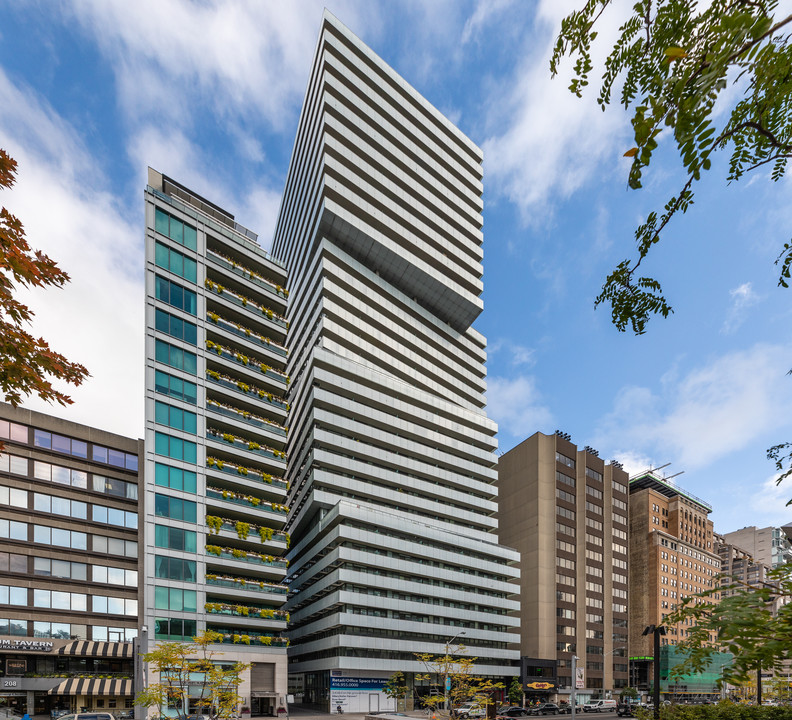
[641,625,666,720]
[444,631,467,712]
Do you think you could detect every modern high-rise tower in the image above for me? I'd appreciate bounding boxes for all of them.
[271,11,520,713]
[143,171,290,714]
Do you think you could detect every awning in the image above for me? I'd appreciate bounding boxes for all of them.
[56,641,134,658]
[48,678,132,696]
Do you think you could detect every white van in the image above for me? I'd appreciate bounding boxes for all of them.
[582,700,617,713]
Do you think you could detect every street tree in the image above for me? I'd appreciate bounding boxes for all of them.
[507,678,523,705]
[665,565,792,685]
[137,631,249,720]
[551,0,792,488]
[415,647,504,717]
[0,148,88,410]
[383,671,409,709]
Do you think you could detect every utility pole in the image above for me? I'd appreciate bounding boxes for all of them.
[444,631,466,712]
[571,656,579,720]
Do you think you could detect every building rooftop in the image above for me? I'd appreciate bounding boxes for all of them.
[629,470,712,512]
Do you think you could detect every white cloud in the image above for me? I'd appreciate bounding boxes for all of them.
[595,343,792,471]
[722,281,760,334]
[489,338,537,367]
[747,474,792,527]
[0,68,143,438]
[461,0,516,45]
[611,450,656,478]
[66,0,350,131]
[488,375,554,442]
[482,0,631,224]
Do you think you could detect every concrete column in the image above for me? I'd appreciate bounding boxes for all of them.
[26,691,34,715]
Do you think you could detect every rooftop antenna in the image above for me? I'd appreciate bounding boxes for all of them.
[663,471,685,482]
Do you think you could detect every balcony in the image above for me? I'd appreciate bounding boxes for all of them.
[205,574,288,596]
[206,456,287,490]
[204,627,289,647]
[206,514,289,546]
[205,340,289,385]
[204,602,288,622]
[206,370,287,412]
[205,544,288,569]
[206,487,289,519]
[205,278,287,328]
[207,428,286,462]
[206,398,287,437]
[207,312,287,358]
[206,249,288,303]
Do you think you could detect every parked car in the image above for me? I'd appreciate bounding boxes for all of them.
[530,704,561,716]
[582,700,617,713]
[57,714,116,720]
[457,704,486,719]
[497,707,529,717]
[556,704,581,715]
[616,700,639,717]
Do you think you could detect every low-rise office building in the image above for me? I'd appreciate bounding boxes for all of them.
[0,405,142,715]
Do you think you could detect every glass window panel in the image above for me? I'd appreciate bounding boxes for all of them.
[71,563,87,581]
[108,538,124,555]
[9,488,26,507]
[71,594,87,612]
[125,541,137,557]
[183,351,197,375]
[155,208,170,236]
[94,565,108,583]
[107,567,124,585]
[33,557,50,575]
[34,461,51,480]
[33,589,49,607]
[9,619,26,635]
[8,455,27,475]
[9,587,26,605]
[71,440,87,459]
[169,217,183,244]
[34,526,50,544]
[108,449,125,467]
[93,445,109,463]
[51,591,69,609]
[183,224,197,251]
[71,532,87,551]
[51,465,70,484]
[108,508,125,526]
[182,590,196,612]
[52,434,70,453]
[93,596,108,613]
[9,423,27,443]
[9,521,26,541]
[51,496,69,515]
[71,470,88,489]
[52,560,71,578]
[34,430,51,449]
[9,554,26,573]
[72,501,87,519]
[155,586,168,609]
[93,506,108,523]
[108,597,124,614]
[125,453,138,471]
[93,535,107,553]
[184,256,197,282]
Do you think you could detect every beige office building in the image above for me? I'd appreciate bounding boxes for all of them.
[498,431,630,703]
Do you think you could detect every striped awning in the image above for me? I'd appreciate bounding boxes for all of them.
[48,678,132,696]
[56,641,134,658]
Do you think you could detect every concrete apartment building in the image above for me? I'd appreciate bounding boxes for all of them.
[628,471,727,700]
[271,11,520,712]
[498,432,630,703]
[143,172,290,713]
[715,533,771,593]
[0,405,142,716]
[720,526,792,570]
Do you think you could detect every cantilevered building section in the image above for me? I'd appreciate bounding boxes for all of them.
[144,171,290,714]
[271,11,520,711]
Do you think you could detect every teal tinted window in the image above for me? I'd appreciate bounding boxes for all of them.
[154,493,197,523]
[155,275,197,315]
[154,401,197,433]
[155,309,197,345]
[154,432,197,463]
[154,617,196,641]
[155,340,197,375]
[154,463,197,493]
[154,524,196,552]
[154,241,197,282]
[154,208,197,251]
[155,586,197,612]
[155,556,196,582]
[154,371,197,405]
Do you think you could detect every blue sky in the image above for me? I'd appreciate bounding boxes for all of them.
[1,0,790,534]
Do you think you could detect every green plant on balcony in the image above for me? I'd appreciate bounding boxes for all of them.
[260,362,270,373]
[258,636,272,645]
[237,381,250,393]
[237,466,248,476]
[241,297,247,307]
[208,312,219,323]
[206,573,217,581]
[262,473,272,484]
[207,545,223,556]
[207,369,220,380]
[236,605,249,616]
[248,441,260,451]
[231,548,246,559]
[235,521,251,540]
[258,527,274,543]
[258,609,275,619]
[206,515,223,534]
[250,496,260,506]
[222,433,235,443]
[204,603,221,613]
[222,490,230,499]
